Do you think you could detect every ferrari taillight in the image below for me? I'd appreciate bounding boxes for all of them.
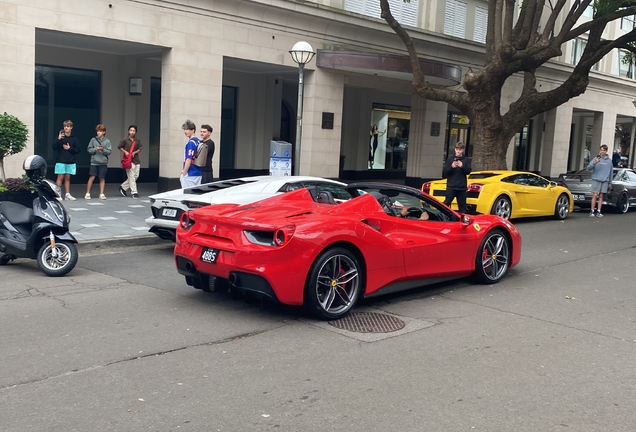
[422,182,431,194]
[180,212,194,230]
[467,183,483,192]
[273,225,296,247]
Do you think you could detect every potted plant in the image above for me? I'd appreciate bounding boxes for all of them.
[0,112,29,182]
[0,176,37,207]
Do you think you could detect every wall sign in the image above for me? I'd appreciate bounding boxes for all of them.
[431,122,440,136]
[322,112,334,129]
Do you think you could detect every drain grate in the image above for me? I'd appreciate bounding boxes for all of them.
[328,312,406,333]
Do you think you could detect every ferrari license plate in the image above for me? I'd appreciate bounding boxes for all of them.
[162,208,178,218]
[200,248,219,264]
[572,194,585,201]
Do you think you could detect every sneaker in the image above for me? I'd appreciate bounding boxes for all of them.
[65,194,76,201]
[119,186,127,197]
[99,194,107,200]
[84,194,91,200]
[132,193,139,199]
[596,212,603,217]
[589,211,595,217]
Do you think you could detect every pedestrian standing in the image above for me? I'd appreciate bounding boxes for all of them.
[180,120,201,188]
[85,124,112,200]
[118,125,142,199]
[587,144,613,217]
[612,149,621,167]
[199,124,215,184]
[52,119,80,201]
[583,146,590,166]
[442,141,472,213]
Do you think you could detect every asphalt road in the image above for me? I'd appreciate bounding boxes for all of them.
[2,208,636,431]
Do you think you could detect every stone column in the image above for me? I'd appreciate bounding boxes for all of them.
[406,97,447,183]
[541,105,573,178]
[629,119,636,168]
[0,18,35,178]
[159,47,222,190]
[299,70,344,178]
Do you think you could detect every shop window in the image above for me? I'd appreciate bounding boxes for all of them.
[369,104,410,171]
[220,86,238,169]
[621,15,635,31]
[34,65,101,170]
[148,77,161,170]
[617,49,635,78]
[571,38,599,70]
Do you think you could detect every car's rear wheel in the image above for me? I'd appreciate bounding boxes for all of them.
[615,192,629,214]
[304,247,362,320]
[473,229,510,284]
[490,196,511,220]
[554,193,570,220]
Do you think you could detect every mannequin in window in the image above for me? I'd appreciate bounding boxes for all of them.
[369,124,385,169]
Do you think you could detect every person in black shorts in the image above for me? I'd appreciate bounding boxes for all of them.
[85,124,112,200]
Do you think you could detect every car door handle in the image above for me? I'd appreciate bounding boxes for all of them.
[406,240,416,245]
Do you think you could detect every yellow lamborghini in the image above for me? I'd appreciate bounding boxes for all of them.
[422,170,574,220]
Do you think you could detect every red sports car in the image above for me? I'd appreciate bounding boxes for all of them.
[174,183,522,319]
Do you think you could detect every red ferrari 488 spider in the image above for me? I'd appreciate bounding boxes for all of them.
[174,183,522,319]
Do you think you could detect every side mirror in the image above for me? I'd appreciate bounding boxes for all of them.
[549,181,558,187]
[461,214,472,226]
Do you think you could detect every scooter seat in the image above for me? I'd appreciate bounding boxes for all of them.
[0,201,34,225]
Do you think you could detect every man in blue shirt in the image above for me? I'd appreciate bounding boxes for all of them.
[180,119,201,187]
[587,144,613,217]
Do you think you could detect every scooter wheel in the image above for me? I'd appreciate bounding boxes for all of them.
[37,241,78,277]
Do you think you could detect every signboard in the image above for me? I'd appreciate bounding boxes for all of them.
[269,157,292,176]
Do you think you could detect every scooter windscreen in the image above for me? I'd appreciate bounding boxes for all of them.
[40,179,62,199]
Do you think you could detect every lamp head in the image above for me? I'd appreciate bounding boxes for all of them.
[290,41,315,65]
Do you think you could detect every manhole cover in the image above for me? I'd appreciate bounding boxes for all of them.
[328,312,406,333]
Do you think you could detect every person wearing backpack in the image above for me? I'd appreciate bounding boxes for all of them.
[199,124,215,184]
[180,119,201,188]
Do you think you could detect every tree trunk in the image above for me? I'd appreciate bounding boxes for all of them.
[470,123,508,170]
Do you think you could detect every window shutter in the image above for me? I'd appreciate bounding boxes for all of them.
[344,0,366,15]
[473,6,487,43]
[364,0,382,19]
[397,0,419,27]
[445,0,466,38]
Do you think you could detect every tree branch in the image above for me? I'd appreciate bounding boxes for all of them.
[379,0,466,109]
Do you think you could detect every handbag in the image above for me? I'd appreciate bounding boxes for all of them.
[121,140,136,170]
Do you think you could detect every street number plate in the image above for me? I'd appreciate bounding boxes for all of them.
[162,208,178,218]
[200,248,219,263]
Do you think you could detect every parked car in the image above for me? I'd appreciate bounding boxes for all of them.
[558,167,636,213]
[174,182,522,320]
[146,176,349,240]
[422,170,573,220]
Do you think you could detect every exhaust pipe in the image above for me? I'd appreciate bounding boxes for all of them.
[228,272,237,286]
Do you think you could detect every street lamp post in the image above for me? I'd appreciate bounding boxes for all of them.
[289,41,315,176]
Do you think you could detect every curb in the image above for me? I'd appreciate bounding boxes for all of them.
[77,235,169,252]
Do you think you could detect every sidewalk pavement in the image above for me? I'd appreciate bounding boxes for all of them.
[62,182,163,245]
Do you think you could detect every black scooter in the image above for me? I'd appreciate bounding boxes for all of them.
[0,157,78,276]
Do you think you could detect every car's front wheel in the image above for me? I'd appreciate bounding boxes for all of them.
[490,196,511,220]
[473,229,510,284]
[553,194,570,220]
[304,247,362,320]
[615,192,629,214]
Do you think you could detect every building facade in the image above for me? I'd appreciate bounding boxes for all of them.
[1,0,635,189]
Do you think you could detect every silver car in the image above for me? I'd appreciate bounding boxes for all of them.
[558,168,636,214]
[146,176,349,240]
